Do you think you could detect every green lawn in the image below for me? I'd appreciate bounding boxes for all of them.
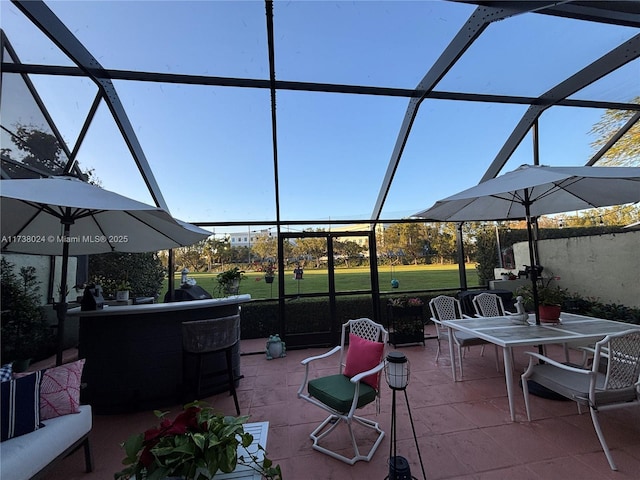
[163,264,479,300]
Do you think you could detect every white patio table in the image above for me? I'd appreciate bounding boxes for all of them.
[442,313,640,421]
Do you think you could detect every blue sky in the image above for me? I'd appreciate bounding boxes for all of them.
[2,1,638,230]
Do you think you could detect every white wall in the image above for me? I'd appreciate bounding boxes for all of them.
[513,230,640,308]
[1,253,78,305]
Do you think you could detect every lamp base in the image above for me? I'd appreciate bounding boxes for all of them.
[388,456,413,480]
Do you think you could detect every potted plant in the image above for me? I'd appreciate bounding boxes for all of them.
[116,279,132,302]
[115,401,281,480]
[263,263,275,284]
[216,267,245,296]
[516,276,568,322]
[500,271,517,281]
[387,296,425,345]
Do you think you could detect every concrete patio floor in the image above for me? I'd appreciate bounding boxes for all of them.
[39,325,640,480]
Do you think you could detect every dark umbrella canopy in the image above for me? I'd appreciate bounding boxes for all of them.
[1,176,211,364]
[415,164,640,324]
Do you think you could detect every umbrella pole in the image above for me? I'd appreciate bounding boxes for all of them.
[457,223,468,290]
[167,249,175,302]
[524,194,541,326]
[55,220,71,366]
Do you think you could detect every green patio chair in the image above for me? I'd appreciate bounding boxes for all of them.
[297,318,388,465]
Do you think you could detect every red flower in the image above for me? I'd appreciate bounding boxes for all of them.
[139,446,155,468]
[138,406,202,467]
[167,406,201,434]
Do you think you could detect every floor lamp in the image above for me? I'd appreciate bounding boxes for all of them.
[384,352,426,480]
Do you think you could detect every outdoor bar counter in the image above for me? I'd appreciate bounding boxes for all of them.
[70,295,251,414]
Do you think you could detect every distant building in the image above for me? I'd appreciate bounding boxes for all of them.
[328,224,374,247]
[227,224,386,249]
[227,229,272,248]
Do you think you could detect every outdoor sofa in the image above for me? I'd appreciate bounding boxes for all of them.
[0,360,93,480]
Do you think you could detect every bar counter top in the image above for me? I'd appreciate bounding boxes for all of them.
[68,294,251,316]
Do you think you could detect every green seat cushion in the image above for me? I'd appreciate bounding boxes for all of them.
[308,374,377,413]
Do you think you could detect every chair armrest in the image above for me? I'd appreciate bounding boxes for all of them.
[349,361,385,384]
[429,317,443,326]
[300,346,341,366]
[298,346,343,397]
[462,314,473,319]
[576,345,606,357]
[523,351,593,375]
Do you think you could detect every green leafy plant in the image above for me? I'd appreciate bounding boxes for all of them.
[216,267,246,296]
[516,276,568,308]
[115,401,281,480]
[117,279,132,291]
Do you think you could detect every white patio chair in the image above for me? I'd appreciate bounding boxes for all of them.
[429,295,499,379]
[472,292,510,317]
[521,329,640,471]
[472,292,524,363]
[297,318,388,465]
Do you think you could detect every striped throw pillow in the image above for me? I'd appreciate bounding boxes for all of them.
[0,370,43,442]
[0,363,12,383]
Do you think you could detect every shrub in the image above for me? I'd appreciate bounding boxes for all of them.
[585,302,640,324]
[89,252,166,298]
[239,292,447,340]
[1,258,55,363]
[238,291,639,343]
[475,228,497,287]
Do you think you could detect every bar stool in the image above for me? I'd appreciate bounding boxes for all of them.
[182,314,241,415]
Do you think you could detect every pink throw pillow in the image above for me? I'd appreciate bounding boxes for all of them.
[39,359,85,420]
[343,333,384,389]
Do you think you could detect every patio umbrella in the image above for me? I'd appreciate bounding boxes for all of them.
[414,164,640,324]
[1,176,211,364]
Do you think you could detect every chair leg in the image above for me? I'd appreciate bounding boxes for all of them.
[310,414,384,465]
[225,347,240,415]
[521,368,533,421]
[579,349,589,367]
[434,339,441,362]
[182,350,189,400]
[195,352,203,399]
[83,437,93,473]
[456,345,464,378]
[589,406,617,470]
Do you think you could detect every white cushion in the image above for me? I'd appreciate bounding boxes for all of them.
[0,405,92,480]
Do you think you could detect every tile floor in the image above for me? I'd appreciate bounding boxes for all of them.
[39,326,640,480]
